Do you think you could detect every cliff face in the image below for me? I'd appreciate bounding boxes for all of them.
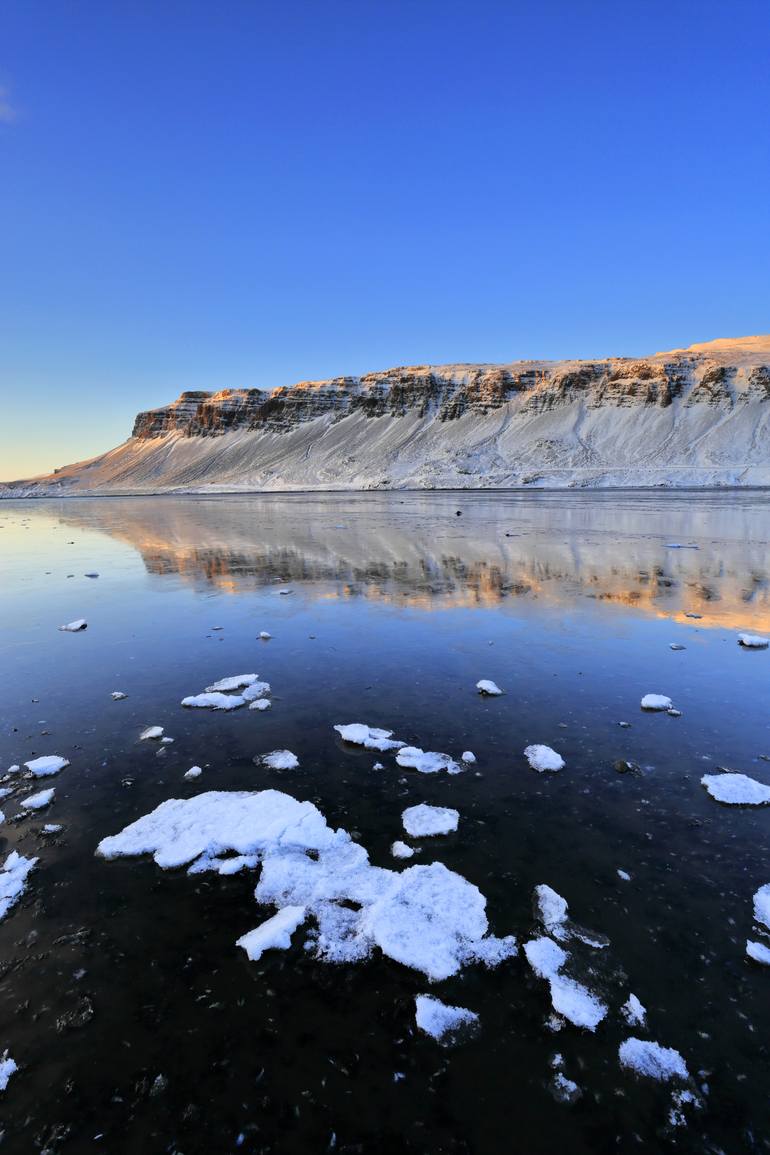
[5,336,770,495]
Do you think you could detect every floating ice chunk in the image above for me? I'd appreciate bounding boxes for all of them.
[746,940,770,965]
[535,885,569,937]
[140,726,164,740]
[111,691,127,700]
[249,698,271,711]
[669,643,686,651]
[204,674,259,693]
[414,995,479,1042]
[262,750,299,770]
[4,766,20,777]
[524,745,565,773]
[237,906,307,961]
[701,773,770,806]
[42,824,62,834]
[753,883,770,931]
[617,869,631,882]
[21,788,54,810]
[551,1071,581,1103]
[641,694,673,711]
[241,681,271,702]
[619,1037,688,1081]
[259,631,272,640]
[24,755,69,777]
[395,747,462,775]
[277,588,292,595]
[524,936,606,1030]
[738,633,769,649]
[333,724,404,752]
[161,737,174,744]
[461,751,476,764]
[391,841,415,859]
[372,762,384,770]
[84,571,99,578]
[0,1053,17,1092]
[476,680,503,696]
[181,693,246,710]
[621,994,647,1026]
[184,766,203,780]
[402,804,459,838]
[0,851,38,919]
[59,619,87,631]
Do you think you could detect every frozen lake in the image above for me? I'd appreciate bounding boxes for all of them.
[1,490,769,1152]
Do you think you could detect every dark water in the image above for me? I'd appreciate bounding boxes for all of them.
[1,491,769,1154]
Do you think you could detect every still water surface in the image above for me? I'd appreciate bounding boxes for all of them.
[1,491,769,1153]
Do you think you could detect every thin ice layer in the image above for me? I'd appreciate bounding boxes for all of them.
[701,774,770,805]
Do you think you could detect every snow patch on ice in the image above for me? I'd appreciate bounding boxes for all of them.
[0,851,38,920]
[414,994,479,1042]
[24,755,69,778]
[20,789,54,811]
[476,680,503,696]
[395,747,462,775]
[524,936,607,1031]
[619,1037,688,1081]
[261,750,299,770]
[641,694,673,711]
[205,674,259,693]
[402,804,459,838]
[525,745,565,773]
[236,907,307,960]
[391,841,415,859]
[701,773,770,806]
[181,692,246,710]
[621,993,647,1027]
[333,724,404,751]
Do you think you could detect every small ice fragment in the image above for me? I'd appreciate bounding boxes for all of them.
[0,1053,17,1092]
[524,937,606,1030]
[402,804,459,838]
[752,883,770,931]
[249,698,272,711]
[42,824,63,834]
[535,885,569,936]
[524,936,568,979]
[262,750,299,770]
[204,674,258,693]
[184,767,203,780]
[24,755,69,777]
[334,724,404,752]
[641,694,672,711]
[621,994,647,1027]
[524,745,565,773]
[391,841,415,859]
[277,588,292,595]
[476,680,503,696]
[551,1071,581,1103]
[617,869,631,881]
[5,766,20,776]
[84,571,99,578]
[618,1037,688,1082]
[395,747,462,775]
[160,737,174,744]
[241,681,271,702]
[20,788,54,811]
[461,751,476,764]
[111,691,127,700]
[181,693,246,710]
[236,906,306,961]
[667,708,682,717]
[414,995,479,1042]
[59,619,87,631]
[140,726,164,740]
[701,773,770,806]
[259,631,272,640]
[372,762,384,770]
[746,940,770,965]
[0,850,38,919]
[669,644,686,651]
[738,633,769,649]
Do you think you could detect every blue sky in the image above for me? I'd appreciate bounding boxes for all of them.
[1,0,768,479]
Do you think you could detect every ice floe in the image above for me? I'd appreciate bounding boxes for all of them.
[181,692,246,710]
[414,994,479,1042]
[21,788,54,810]
[111,691,127,700]
[0,1053,17,1092]
[701,773,770,806]
[205,674,259,693]
[746,939,770,965]
[618,1037,688,1081]
[97,789,517,982]
[236,907,307,961]
[395,747,462,775]
[617,869,631,882]
[24,755,69,777]
[738,632,769,648]
[0,851,38,920]
[524,745,565,773]
[476,680,503,696]
[259,631,272,640]
[242,681,271,702]
[184,766,203,780]
[535,885,569,938]
[139,726,164,740]
[641,694,673,711]
[333,724,404,752]
[402,804,459,838]
[391,841,415,859]
[524,935,607,1031]
[42,824,62,834]
[261,750,299,770]
[752,884,770,931]
[249,699,271,711]
[461,751,476,764]
[59,619,87,631]
[621,993,647,1027]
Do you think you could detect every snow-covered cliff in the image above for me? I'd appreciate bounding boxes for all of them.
[4,336,770,495]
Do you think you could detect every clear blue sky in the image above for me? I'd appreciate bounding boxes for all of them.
[1,0,768,479]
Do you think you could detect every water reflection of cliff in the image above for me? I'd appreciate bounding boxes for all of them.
[46,491,770,629]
